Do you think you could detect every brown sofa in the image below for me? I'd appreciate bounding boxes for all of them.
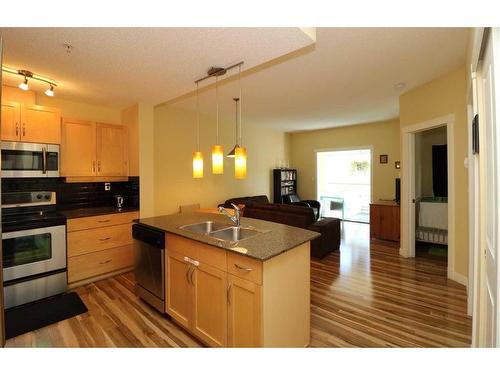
[218,195,270,209]
[243,202,341,258]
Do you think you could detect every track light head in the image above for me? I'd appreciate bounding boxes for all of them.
[18,77,29,91]
[45,84,55,97]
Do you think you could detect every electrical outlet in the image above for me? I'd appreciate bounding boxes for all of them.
[105,183,111,191]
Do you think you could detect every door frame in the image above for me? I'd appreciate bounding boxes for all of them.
[401,115,457,283]
[314,145,374,219]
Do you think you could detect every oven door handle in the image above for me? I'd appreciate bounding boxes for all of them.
[42,146,47,174]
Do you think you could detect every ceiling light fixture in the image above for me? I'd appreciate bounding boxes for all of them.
[2,66,57,95]
[192,82,204,179]
[211,75,224,174]
[227,98,240,158]
[234,65,247,179]
[45,84,55,97]
[18,77,29,91]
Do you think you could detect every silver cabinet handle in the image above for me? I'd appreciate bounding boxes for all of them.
[186,265,191,285]
[97,219,110,223]
[234,264,252,272]
[97,160,101,172]
[189,266,195,285]
[227,284,232,305]
[92,160,96,173]
[99,237,111,241]
[183,256,200,267]
[99,259,112,265]
[15,122,19,136]
[22,123,26,137]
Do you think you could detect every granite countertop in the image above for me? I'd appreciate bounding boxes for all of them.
[61,206,139,219]
[135,212,320,261]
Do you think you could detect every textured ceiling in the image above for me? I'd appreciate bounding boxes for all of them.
[171,27,469,131]
[0,27,315,108]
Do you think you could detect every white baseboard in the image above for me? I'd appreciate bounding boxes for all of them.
[451,271,468,287]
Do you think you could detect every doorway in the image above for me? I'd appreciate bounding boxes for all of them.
[401,115,456,282]
[316,148,372,223]
[413,126,449,266]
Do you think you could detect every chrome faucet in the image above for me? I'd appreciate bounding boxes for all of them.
[218,203,241,227]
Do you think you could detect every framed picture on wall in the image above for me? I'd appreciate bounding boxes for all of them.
[379,154,388,164]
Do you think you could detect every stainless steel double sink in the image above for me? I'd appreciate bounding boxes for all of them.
[178,221,262,242]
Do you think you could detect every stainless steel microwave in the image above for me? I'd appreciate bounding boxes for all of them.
[1,141,60,178]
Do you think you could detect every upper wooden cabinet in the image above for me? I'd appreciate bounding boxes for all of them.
[1,101,21,141]
[96,123,128,177]
[1,102,60,144]
[61,119,129,179]
[61,119,96,177]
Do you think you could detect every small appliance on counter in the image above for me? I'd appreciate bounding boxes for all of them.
[132,223,166,312]
[1,191,67,309]
[115,194,124,210]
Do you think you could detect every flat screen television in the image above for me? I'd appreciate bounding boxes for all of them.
[395,178,401,204]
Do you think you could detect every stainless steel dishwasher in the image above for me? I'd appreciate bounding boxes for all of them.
[132,224,166,313]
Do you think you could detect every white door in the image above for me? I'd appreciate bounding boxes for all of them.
[480,30,500,347]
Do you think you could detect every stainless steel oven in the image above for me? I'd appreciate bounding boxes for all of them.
[2,191,67,309]
[1,141,60,178]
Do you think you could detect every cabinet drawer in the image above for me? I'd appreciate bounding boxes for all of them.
[168,234,226,271]
[68,223,133,257]
[227,252,262,285]
[67,211,138,232]
[68,245,133,283]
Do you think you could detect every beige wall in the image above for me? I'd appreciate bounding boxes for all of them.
[153,104,289,215]
[415,126,447,197]
[289,119,401,203]
[399,65,468,279]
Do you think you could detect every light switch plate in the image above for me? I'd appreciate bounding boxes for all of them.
[105,182,111,191]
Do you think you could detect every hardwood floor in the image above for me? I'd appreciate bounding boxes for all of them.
[5,221,471,348]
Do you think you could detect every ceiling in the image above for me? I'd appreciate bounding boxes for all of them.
[0,27,468,132]
[0,27,314,107]
[171,28,469,131]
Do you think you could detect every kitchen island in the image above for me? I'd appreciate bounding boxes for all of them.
[135,212,320,348]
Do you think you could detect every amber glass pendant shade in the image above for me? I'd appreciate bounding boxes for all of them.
[193,151,203,178]
[234,147,247,179]
[212,145,224,174]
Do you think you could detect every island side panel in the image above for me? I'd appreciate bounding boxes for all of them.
[262,242,311,347]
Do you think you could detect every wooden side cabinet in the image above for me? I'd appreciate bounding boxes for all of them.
[370,201,400,242]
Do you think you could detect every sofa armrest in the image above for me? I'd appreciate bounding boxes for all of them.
[308,218,341,258]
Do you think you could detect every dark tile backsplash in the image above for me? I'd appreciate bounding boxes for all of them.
[2,176,139,211]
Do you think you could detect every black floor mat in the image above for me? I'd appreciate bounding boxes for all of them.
[5,292,88,339]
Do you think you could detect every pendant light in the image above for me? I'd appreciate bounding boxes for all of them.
[234,65,247,179]
[227,98,240,158]
[211,75,224,174]
[192,82,203,178]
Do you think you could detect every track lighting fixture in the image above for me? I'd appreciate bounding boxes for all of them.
[2,66,57,96]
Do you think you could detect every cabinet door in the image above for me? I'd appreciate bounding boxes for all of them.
[369,205,380,238]
[96,123,128,176]
[166,251,192,329]
[61,119,96,177]
[191,263,228,347]
[21,104,61,144]
[1,101,21,141]
[227,274,262,347]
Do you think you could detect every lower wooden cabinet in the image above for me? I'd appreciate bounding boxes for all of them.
[166,251,192,329]
[192,263,228,347]
[165,234,310,348]
[227,274,262,348]
[67,211,138,286]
